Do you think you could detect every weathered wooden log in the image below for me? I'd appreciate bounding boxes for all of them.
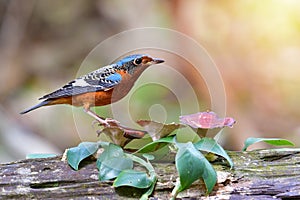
[1,148,300,199]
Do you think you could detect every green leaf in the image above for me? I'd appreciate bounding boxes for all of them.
[96,143,133,180]
[140,181,156,200]
[175,142,217,193]
[113,169,153,189]
[142,153,155,161]
[124,137,153,150]
[97,143,124,164]
[243,137,295,151]
[194,138,234,168]
[26,153,57,159]
[99,157,133,180]
[135,136,174,153]
[67,142,99,170]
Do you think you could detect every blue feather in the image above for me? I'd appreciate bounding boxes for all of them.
[105,73,122,82]
[115,54,146,66]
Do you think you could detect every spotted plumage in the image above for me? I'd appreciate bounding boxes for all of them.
[20,54,164,124]
[39,64,121,100]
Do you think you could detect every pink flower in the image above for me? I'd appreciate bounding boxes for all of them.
[179,111,236,129]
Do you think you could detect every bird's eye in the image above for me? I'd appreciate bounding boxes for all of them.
[133,58,142,65]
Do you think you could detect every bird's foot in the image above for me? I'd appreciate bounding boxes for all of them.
[92,117,122,137]
[93,119,146,140]
[93,118,120,128]
[104,118,120,127]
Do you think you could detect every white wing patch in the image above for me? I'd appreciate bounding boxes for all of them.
[72,78,91,87]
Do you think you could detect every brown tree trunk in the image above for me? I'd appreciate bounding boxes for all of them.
[1,148,300,199]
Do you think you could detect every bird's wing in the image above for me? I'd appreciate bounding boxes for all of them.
[39,65,122,100]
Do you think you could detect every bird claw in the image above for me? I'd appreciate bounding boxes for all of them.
[96,128,103,137]
[105,118,120,126]
[92,117,122,137]
[92,120,100,128]
[90,114,146,140]
[92,118,120,128]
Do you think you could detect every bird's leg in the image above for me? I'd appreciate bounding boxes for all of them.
[83,107,109,126]
[83,107,120,127]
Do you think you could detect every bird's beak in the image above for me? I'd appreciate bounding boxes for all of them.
[152,58,164,64]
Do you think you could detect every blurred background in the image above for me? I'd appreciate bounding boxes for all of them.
[1,0,300,162]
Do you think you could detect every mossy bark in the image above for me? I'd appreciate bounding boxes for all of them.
[1,148,300,199]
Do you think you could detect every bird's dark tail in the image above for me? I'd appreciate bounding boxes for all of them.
[20,100,51,114]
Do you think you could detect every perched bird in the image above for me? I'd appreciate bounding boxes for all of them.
[20,54,164,125]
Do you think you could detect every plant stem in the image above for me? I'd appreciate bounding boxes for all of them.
[124,153,157,199]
